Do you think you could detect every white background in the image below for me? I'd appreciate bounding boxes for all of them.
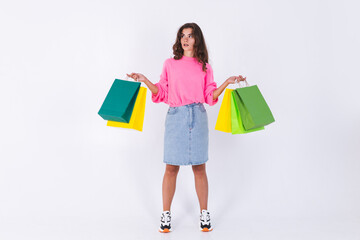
[1,0,359,239]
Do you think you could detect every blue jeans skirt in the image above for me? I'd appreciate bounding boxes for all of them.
[163,102,209,166]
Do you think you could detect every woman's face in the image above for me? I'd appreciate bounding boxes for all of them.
[180,28,195,53]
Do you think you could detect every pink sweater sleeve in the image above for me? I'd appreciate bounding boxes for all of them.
[204,64,218,106]
[152,60,168,104]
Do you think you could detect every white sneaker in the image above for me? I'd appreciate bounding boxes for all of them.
[199,209,213,232]
[159,210,172,233]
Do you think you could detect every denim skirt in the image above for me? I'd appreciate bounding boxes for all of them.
[163,102,209,166]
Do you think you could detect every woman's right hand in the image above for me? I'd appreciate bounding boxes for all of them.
[126,73,147,82]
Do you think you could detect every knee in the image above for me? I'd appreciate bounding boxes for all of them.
[165,165,180,177]
[192,164,206,176]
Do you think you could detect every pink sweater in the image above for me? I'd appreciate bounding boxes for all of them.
[151,55,219,107]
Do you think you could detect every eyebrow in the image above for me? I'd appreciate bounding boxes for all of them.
[181,33,192,35]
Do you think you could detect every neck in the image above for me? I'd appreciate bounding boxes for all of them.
[183,50,194,57]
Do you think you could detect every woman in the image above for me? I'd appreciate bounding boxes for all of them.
[127,22,246,233]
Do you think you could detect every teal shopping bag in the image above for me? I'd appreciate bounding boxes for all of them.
[233,81,275,130]
[98,79,141,123]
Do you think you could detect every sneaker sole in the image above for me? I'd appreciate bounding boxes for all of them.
[159,228,171,233]
[200,227,213,232]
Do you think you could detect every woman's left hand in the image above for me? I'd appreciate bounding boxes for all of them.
[226,75,246,84]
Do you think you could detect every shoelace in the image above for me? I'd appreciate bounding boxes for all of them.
[200,210,210,223]
[161,212,171,225]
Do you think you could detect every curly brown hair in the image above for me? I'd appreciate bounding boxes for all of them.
[172,23,209,72]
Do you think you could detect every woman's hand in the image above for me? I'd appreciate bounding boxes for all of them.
[126,72,159,95]
[126,73,147,82]
[226,75,246,84]
[213,75,247,100]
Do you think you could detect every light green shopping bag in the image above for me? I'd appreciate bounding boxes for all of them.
[230,90,264,134]
[233,81,275,130]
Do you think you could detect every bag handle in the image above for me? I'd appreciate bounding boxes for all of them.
[121,75,140,83]
[236,79,249,88]
[124,75,131,81]
[227,79,249,89]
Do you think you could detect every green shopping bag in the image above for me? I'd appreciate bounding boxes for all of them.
[98,79,141,123]
[230,90,264,134]
[233,81,275,130]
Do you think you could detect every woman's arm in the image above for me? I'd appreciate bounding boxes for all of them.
[213,79,230,100]
[143,78,159,95]
[127,73,159,95]
[213,75,246,100]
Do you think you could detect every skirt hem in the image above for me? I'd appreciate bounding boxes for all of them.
[163,159,208,166]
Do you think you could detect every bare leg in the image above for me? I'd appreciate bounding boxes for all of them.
[162,164,180,211]
[192,163,208,211]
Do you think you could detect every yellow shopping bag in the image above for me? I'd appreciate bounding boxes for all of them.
[215,88,232,133]
[107,86,147,131]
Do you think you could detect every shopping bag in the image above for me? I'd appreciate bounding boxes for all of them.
[233,83,275,130]
[230,90,264,134]
[215,88,232,133]
[98,79,141,123]
[107,87,147,131]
